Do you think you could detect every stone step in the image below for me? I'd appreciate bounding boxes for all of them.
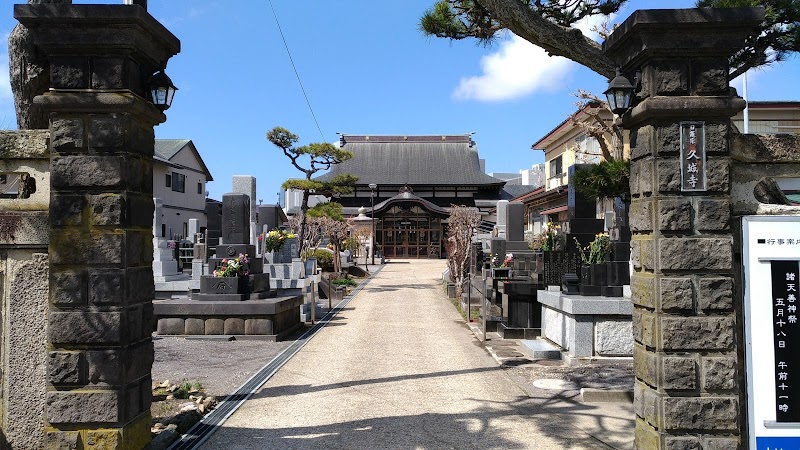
[519,338,562,360]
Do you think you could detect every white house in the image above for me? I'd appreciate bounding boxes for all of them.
[153,139,213,239]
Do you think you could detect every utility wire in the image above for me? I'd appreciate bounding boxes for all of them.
[268,0,327,142]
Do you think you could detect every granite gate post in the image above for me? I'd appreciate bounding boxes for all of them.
[14,3,179,448]
[603,8,763,449]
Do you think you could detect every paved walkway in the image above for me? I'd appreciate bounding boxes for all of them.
[201,260,633,450]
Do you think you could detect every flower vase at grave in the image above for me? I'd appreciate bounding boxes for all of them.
[579,264,603,296]
[492,267,510,279]
[590,263,607,287]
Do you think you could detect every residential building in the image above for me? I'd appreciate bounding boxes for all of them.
[518,102,627,235]
[732,101,800,134]
[153,139,213,240]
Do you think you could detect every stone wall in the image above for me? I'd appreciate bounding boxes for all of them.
[0,130,50,449]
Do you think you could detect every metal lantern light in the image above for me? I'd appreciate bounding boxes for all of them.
[148,69,177,111]
[604,68,636,116]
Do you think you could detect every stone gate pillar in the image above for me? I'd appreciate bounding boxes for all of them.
[14,3,179,448]
[603,8,763,449]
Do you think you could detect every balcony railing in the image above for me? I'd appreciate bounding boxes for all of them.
[547,174,565,190]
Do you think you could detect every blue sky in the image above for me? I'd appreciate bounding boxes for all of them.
[1,0,799,203]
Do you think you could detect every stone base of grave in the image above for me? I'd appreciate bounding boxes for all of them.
[538,289,633,365]
[155,276,199,299]
[153,259,182,283]
[153,295,303,341]
[498,323,541,340]
[519,338,562,360]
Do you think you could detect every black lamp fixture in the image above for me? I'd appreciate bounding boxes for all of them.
[147,66,178,111]
[604,68,638,116]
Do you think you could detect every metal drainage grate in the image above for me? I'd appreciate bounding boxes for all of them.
[168,265,385,450]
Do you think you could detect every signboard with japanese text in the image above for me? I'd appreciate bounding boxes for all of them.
[680,121,706,191]
[743,216,800,449]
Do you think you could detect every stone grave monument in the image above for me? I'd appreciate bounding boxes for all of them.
[257,204,287,255]
[152,198,181,282]
[492,202,545,339]
[154,193,303,339]
[205,198,222,255]
[197,193,268,301]
[232,175,257,245]
[187,217,200,243]
[565,164,605,251]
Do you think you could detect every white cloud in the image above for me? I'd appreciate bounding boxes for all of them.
[453,13,614,102]
[452,33,573,102]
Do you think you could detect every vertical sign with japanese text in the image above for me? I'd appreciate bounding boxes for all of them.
[680,121,706,191]
[773,260,800,422]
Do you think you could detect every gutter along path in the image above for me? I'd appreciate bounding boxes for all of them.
[199,260,633,450]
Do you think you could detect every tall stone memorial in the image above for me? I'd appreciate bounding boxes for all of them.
[232,175,257,245]
[14,3,179,448]
[603,8,763,449]
[152,198,180,282]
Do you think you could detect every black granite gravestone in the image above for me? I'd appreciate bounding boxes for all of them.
[205,199,222,254]
[222,193,250,245]
[257,205,283,232]
[566,164,605,251]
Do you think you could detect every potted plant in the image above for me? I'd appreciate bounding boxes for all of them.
[571,158,630,201]
[202,253,251,295]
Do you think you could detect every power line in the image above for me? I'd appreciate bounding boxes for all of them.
[268,0,327,142]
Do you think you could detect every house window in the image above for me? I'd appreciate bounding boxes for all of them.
[549,155,563,178]
[161,223,165,238]
[197,182,202,195]
[165,173,171,187]
[171,173,186,193]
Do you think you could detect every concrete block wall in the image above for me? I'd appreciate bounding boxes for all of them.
[603,8,764,449]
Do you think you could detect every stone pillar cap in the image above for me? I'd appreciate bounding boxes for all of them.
[603,7,764,70]
[14,4,179,68]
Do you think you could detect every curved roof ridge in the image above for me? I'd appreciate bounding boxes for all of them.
[371,191,450,217]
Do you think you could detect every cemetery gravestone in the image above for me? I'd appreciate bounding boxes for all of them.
[232,175,257,245]
[155,193,303,339]
[152,198,181,282]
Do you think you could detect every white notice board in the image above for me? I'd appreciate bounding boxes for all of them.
[744,215,800,449]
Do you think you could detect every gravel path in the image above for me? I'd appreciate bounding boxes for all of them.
[200,260,634,450]
[152,337,295,397]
